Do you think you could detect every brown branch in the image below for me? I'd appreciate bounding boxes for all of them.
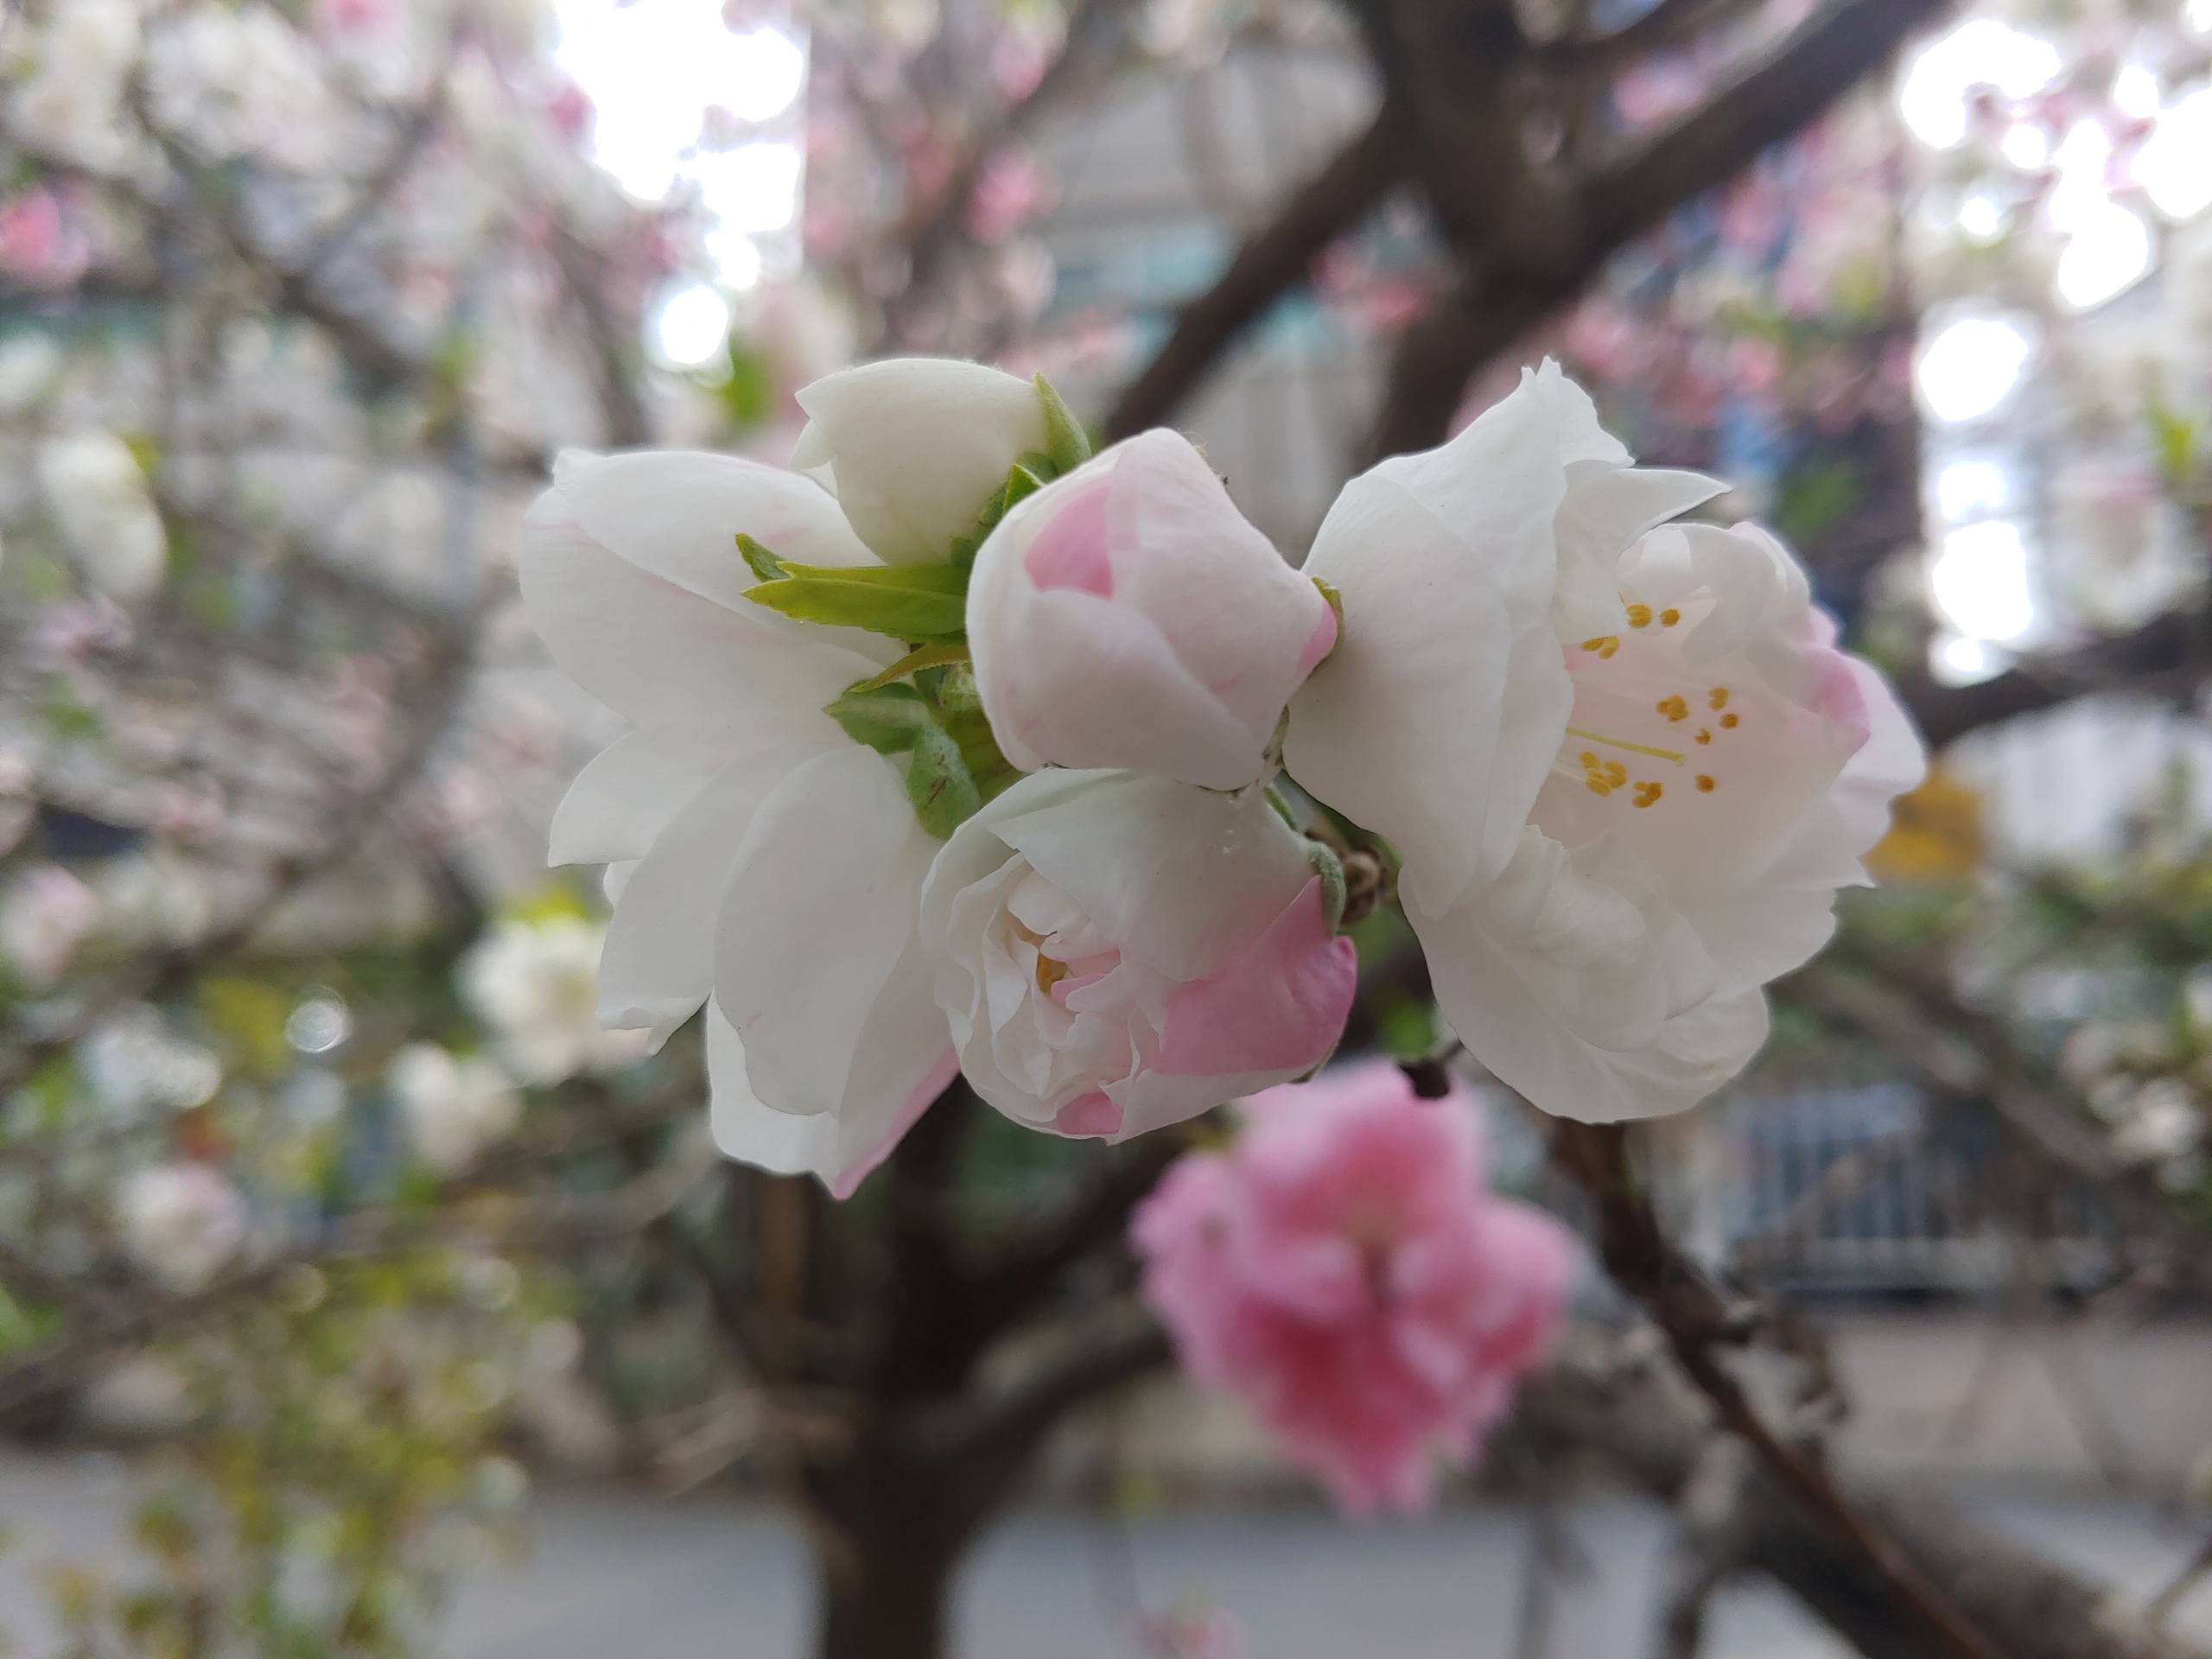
[1544,0,1760,65]
[1550,1121,2009,1659]
[1102,110,1408,440]
[1363,0,1949,459]
[1896,607,2209,748]
[1518,1348,2212,1659]
[925,1303,1172,1529]
[872,0,1137,353]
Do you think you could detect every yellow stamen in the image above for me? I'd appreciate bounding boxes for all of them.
[1695,775,1716,793]
[1708,686,1732,710]
[1035,953,1071,995]
[1660,608,1681,626]
[1625,603,1653,629]
[1580,635,1621,659]
[1567,726,1685,766]
[1655,695,1689,723]
[1694,728,1713,747]
[1632,781,1663,808]
[1719,712,1740,730]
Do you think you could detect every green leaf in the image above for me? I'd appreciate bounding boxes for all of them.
[849,639,972,693]
[2150,397,2202,492]
[825,683,934,753]
[770,559,969,594]
[1033,372,1091,474]
[905,726,984,839]
[736,533,785,582]
[743,576,967,640]
[998,461,1047,516]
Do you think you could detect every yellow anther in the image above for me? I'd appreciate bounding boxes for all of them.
[1586,778,1613,797]
[1719,712,1740,730]
[1035,954,1072,995]
[1708,687,1732,710]
[1694,728,1713,746]
[1626,603,1653,629]
[1695,775,1716,793]
[1581,635,1621,659]
[1660,608,1681,626]
[1655,695,1689,723]
[1604,760,1627,788]
[1579,751,1600,769]
[1632,781,1663,809]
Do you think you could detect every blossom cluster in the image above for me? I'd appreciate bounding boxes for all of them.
[1134,1063,1574,1512]
[521,357,1925,1192]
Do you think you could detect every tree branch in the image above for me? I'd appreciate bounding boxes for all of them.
[1103,110,1408,439]
[1550,1120,2009,1659]
[1363,0,1948,459]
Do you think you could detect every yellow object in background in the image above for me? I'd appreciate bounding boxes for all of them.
[1867,766,1986,883]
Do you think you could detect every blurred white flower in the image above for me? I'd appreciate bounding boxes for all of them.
[10,1,142,169]
[38,433,167,601]
[0,864,99,990]
[92,851,214,949]
[79,1005,222,1119]
[460,916,648,1084]
[2109,1078,2204,1168]
[118,1164,248,1293]
[143,4,332,168]
[388,1044,524,1175]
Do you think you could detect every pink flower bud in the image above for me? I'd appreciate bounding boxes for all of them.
[968,430,1338,790]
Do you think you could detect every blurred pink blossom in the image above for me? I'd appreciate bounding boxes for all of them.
[0,864,100,990]
[1133,1061,1577,1514]
[963,146,1058,243]
[35,598,133,661]
[315,0,393,32]
[1141,1608,1248,1659]
[0,191,88,289]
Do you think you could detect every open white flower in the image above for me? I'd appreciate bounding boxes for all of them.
[10,2,142,169]
[39,432,167,601]
[966,430,1338,789]
[388,1044,524,1175]
[0,864,99,990]
[460,916,649,1084]
[1289,364,1923,1122]
[920,771,1357,1141]
[143,5,331,169]
[118,1164,248,1293]
[791,359,1051,563]
[520,448,953,1195]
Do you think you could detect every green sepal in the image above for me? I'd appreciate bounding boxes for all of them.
[1033,372,1091,475]
[743,559,970,641]
[849,640,971,694]
[824,683,934,754]
[1313,576,1344,639]
[736,533,785,582]
[905,726,985,840]
[1306,840,1348,934]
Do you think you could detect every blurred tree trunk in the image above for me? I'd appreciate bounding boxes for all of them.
[805,1438,963,1659]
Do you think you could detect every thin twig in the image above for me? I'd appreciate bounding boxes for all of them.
[1549,1120,2009,1659]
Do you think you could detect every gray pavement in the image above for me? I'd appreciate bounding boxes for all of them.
[3,1448,2208,1657]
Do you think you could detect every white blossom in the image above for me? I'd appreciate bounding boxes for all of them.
[38,432,167,601]
[117,1164,248,1292]
[460,916,649,1084]
[388,1044,523,1176]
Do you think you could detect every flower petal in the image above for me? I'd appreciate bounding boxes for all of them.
[711,746,940,1117]
[548,722,753,867]
[518,493,885,728]
[596,741,820,1039]
[551,448,875,612]
[707,1005,958,1197]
